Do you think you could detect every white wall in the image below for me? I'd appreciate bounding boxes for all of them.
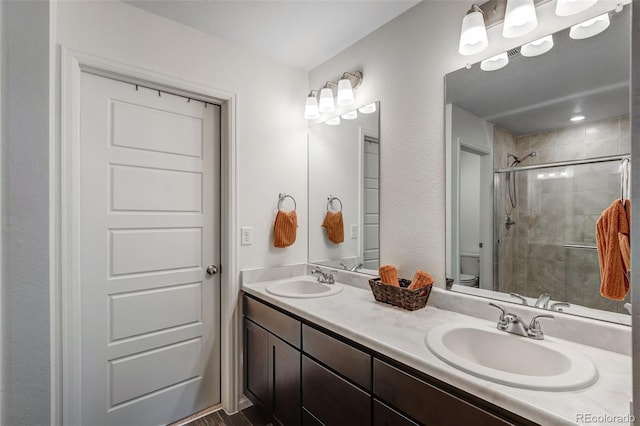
[2,0,308,423]
[1,1,51,425]
[56,1,309,272]
[309,0,624,283]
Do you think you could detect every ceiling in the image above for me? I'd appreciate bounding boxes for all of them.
[446,5,630,136]
[124,0,421,71]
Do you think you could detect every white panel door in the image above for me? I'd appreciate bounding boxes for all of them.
[362,136,380,269]
[79,72,220,426]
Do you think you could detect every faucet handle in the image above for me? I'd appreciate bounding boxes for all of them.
[509,293,529,306]
[528,314,554,339]
[488,302,506,322]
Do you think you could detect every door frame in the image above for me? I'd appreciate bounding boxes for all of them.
[52,47,240,425]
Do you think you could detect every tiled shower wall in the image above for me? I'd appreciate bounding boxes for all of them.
[495,117,630,313]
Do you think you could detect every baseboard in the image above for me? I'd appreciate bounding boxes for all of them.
[238,396,253,411]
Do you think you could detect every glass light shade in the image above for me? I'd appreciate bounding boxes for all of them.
[520,35,554,57]
[325,116,340,126]
[337,79,355,106]
[570,13,610,39]
[341,110,358,120]
[304,95,319,119]
[458,11,488,56]
[318,87,335,113]
[358,103,377,114]
[555,0,598,16]
[480,52,509,71]
[503,0,538,39]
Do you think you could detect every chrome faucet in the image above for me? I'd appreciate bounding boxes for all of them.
[311,267,336,284]
[340,262,363,272]
[534,293,551,309]
[489,303,554,340]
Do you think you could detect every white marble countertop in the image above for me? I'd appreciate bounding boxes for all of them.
[241,267,632,426]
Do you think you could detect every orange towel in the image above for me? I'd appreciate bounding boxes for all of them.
[596,199,631,300]
[322,211,344,244]
[408,270,435,290]
[274,210,297,248]
[379,265,399,287]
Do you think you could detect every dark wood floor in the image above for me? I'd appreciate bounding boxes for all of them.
[185,406,273,426]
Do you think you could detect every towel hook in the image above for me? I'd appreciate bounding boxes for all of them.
[620,157,630,206]
[278,193,296,211]
[327,195,343,212]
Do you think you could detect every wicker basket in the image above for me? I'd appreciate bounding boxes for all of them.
[368,278,432,311]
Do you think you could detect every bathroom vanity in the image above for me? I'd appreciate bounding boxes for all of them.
[243,293,534,425]
[241,266,632,426]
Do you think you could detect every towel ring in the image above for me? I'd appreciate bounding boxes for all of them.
[327,195,343,212]
[278,193,296,211]
[621,157,630,206]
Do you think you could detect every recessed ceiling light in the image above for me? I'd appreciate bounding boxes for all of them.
[570,115,586,122]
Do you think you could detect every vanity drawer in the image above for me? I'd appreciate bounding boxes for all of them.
[244,295,301,348]
[302,324,371,390]
[302,355,371,426]
[373,399,418,426]
[373,359,514,426]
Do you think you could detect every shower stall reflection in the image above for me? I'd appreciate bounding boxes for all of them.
[494,157,630,314]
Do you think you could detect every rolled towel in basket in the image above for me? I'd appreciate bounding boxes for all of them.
[379,264,400,287]
[274,210,297,248]
[408,270,434,296]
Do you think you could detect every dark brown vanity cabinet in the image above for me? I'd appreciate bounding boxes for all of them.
[242,294,536,426]
[243,297,302,426]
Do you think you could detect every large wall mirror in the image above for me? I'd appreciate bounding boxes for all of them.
[308,102,380,274]
[445,5,630,325]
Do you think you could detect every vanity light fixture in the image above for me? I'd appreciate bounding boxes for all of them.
[326,116,341,126]
[318,87,336,113]
[569,13,610,39]
[341,110,358,120]
[520,35,554,57]
[358,103,377,114]
[458,4,489,56]
[304,70,363,119]
[503,0,538,39]
[480,52,509,71]
[337,75,355,106]
[304,92,320,119]
[555,0,598,16]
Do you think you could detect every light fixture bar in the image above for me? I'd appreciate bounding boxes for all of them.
[304,70,363,119]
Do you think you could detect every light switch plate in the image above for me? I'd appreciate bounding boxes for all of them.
[350,224,358,239]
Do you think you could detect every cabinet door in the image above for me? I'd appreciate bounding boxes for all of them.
[244,319,270,412]
[271,334,301,426]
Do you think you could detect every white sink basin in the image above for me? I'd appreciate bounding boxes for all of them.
[266,278,343,298]
[425,323,598,391]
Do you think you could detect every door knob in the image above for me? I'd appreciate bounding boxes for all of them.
[206,265,219,276]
